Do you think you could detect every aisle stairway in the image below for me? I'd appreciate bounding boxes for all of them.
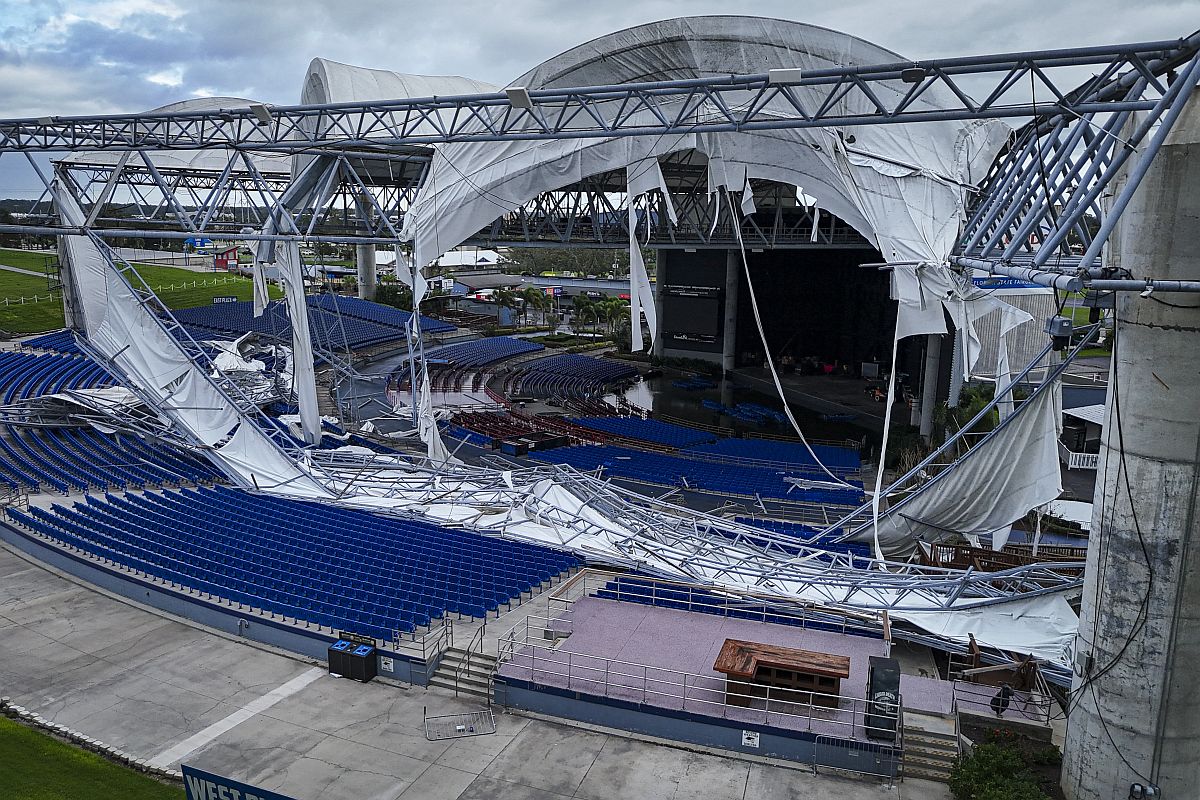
[901,710,959,782]
[429,646,498,699]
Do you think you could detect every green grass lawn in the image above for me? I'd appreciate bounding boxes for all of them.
[0,248,281,334]
[0,248,56,274]
[0,716,184,800]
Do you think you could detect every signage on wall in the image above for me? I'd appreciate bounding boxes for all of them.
[741,730,760,748]
[183,764,298,800]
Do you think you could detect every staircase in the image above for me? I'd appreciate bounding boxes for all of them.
[428,646,498,700]
[901,711,959,782]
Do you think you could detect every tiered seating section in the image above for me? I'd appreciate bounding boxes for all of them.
[23,330,82,355]
[0,351,113,402]
[567,416,716,448]
[6,486,580,641]
[310,294,455,334]
[171,296,453,351]
[687,438,861,471]
[0,427,221,494]
[418,336,545,392]
[529,444,864,504]
[506,354,638,399]
[426,336,544,369]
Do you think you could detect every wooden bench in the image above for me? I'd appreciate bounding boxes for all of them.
[714,639,851,708]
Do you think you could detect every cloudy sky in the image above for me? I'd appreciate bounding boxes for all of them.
[0,0,1195,193]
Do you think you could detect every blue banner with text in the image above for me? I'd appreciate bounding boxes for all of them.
[182,764,298,800]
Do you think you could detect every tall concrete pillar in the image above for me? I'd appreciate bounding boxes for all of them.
[918,333,941,441]
[1062,97,1200,800]
[722,249,740,374]
[356,244,376,301]
[652,250,666,359]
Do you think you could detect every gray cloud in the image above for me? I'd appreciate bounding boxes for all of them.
[0,0,1194,116]
[0,0,1194,195]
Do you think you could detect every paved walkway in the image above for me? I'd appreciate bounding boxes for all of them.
[0,544,951,799]
[0,263,49,278]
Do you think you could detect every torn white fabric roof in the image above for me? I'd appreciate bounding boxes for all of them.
[403,17,1009,268]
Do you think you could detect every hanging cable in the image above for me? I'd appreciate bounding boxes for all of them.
[721,188,858,491]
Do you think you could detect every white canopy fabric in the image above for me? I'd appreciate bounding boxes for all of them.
[60,97,291,175]
[53,182,329,497]
[403,16,1009,269]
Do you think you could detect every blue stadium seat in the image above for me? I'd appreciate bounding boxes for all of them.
[4,486,581,640]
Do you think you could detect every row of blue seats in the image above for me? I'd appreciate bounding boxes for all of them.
[566,416,716,448]
[512,354,638,399]
[529,444,865,504]
[0,426,220,494]
[423,336,544,370]
[171,299,419,351]
[4,485,579,640]
[595,576,883,640]
[310,294,455,334]
[685,438,861,470]
[23,330,81,355]
[0,351,113,403]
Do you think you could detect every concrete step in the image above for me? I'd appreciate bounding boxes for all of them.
[904,749,957,768]
[440,650,498,670]
[428,674,492,697]
[904,734,959,755]
[901,764,952,783]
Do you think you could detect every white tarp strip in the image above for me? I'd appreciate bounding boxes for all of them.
[995,302,1034,419]
[276,241,321,445]
[625,160,668,352]
[626,204,657,352]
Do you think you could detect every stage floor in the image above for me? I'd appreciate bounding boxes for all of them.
[497,596,946,743]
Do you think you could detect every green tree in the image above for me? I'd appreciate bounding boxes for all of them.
[493,287,519,324]
[374,282,414,310]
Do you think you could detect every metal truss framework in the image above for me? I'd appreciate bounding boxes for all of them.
[307,449,1082,612]
[0,39,1196,152]
[0,33,1192,293]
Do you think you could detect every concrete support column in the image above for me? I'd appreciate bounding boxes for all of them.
[1062,97,1200,800]
[722,249,740,374]
[919,333,941,441]
[356,244,376,301]
[652,250,666,359]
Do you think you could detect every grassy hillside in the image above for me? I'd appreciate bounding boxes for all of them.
[0,248,281,334]
[0,716,183,800]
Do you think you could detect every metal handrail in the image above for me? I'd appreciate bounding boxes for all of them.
[950,680,1053,726]
[455,618,490,703]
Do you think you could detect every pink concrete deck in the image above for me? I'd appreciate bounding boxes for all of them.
[497,596,955,742]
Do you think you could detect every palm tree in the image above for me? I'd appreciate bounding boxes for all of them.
[519,287,548,326]
[492,287,519,325]
[572,295,595,333]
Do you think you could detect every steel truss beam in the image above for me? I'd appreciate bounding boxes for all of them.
[0,38,1195,153]
[954,38,1200,290]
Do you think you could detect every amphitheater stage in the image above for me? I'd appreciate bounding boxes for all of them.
[728,368,901,434]
[495,596,956,761]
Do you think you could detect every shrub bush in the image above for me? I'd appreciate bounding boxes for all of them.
[949,743,1050,800]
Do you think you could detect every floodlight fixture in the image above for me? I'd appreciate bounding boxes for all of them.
[901,66,928,84]
[249,104,274,126]
[36,117,54,126]
[218,110,236,123]
[767,68,805,86]
[505,86,534,110]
